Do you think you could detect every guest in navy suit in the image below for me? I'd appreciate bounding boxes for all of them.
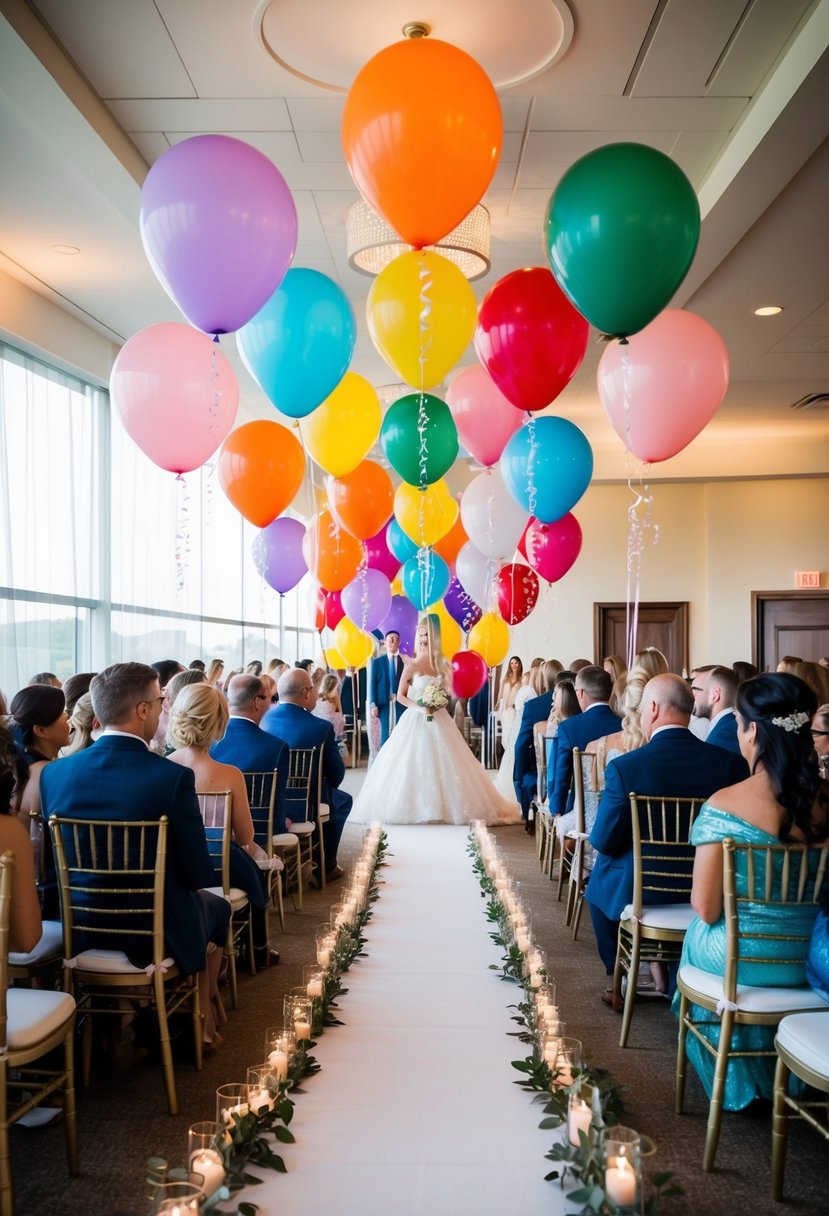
[512,661,560,823]
[210,675,290,835]
[586,673,748,987]
[263,667,352,879]
[549,666,622,818]
[369,631,406,746]
[691,664,745,757]
[40,662,230,1048]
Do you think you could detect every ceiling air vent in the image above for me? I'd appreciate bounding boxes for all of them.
[790,393,829,411]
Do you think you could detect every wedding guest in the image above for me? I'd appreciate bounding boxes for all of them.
[150,659,185,754]
[62,672,96,716]
[211,676,290,835]
[314,673,347,757]
[691,665,747,760]
[165,667,207,709]
[569,659,591,673]
[260,673,278,704]
[806,870,829,1002]
[794,659,829,704]
[603,655,627,684]
[0,720,41,954]
[10,684,70,822]
[812,703,829,779]
[497,656,524,756]
[205,658,224,689]
[61,692,98,756]
[246,660,263,676]
[189,659,206,672]
[28,672,61,688]
[732,660,759,684]
[513,660,561,825]
[777,655,801,675]
[549,666,621,819]
[634,647,670,679]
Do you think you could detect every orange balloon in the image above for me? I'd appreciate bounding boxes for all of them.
[342,38,502,248]
[432,510,468,567]
[327,460,394,541]
[302,507,364,591]
[218,420,304,527]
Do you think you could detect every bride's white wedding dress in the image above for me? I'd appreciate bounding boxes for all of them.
[351,674,521,826]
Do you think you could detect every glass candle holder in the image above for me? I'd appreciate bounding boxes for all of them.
[568,1082,597,1147]
[216,1083,249,1127]
[247,1062,279,1115]
[603,1127,641,1211]
[315,925,335,969]
[263,1027,294,1081]
[286,994,313,1042]
[304,964,325,1000]
[535,980,558,1014]
[151,1178,203,1214]
[155,1199,201,1216]
[187,1122,226,1199]
[552,1036,582,1088]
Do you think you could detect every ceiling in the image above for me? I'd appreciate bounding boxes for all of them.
[0,0,828,483]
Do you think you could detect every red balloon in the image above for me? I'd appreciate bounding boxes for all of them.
[451,650,488,698]
[523,514,583,583]
[496,563,540,625]
[325,589,346,631]
[475,267,589,412]
[311,585,326,632]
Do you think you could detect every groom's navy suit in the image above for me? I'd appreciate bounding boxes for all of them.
[369,653,405,745]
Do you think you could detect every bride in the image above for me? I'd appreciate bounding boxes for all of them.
[351,616,521,826]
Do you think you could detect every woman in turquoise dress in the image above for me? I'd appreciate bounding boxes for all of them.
[674,672,829,1110]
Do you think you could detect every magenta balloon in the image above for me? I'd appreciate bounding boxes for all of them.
[445,365,522,466]
[524,513,583,584]
[341,569,393,633]
[140,135,297,335]
[379,595,418,655]
[110,322,239,473]
[251,516,307,595]
[364,525,402,581]
[598,309,729,462]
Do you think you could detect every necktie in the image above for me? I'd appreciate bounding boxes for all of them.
[389,654,395,686]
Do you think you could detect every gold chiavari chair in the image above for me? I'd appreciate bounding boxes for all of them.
[532,731,551,865]
[197,791,253,1010]
[0,852,77,1216]
[555,749,596,908]
[284,747,319,893]
[771,1011,829,1200]
[244,770,286,931]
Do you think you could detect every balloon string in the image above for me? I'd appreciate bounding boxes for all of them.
[620,346,660,667]
[417,256,433,392]
[174,472,191,598]
[208,342,222,430]
[417,257,434,614]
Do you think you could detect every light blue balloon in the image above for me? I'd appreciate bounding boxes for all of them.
[501,416,593,523]
[236,267,356,418]
[386,517,418,564]
[402,549,451,611]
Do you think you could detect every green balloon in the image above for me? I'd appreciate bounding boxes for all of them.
[544,142,700,338]
[380,393,459,486]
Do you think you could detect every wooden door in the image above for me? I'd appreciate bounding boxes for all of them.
[594,602,689,675]
[753,591,829,670]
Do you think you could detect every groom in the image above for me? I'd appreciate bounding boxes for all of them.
[369,630,405,747]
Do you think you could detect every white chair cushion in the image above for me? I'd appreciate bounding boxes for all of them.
[319,802,330,823]
[776,1011,829,1077]
[9,919,63,966]
[69,948,175,976]
[679,963,829,1014]
[621,902,696,932]
[272,832,300,849]
[204,885,248,911]
[6,988,75,1051]
[289,822,315,837]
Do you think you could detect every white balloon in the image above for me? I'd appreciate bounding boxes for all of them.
[460,466,528,559]
[455,541,499,610]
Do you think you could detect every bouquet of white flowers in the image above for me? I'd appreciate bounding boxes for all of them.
[417,682,449,722]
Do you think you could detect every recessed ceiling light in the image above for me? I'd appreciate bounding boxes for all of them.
[753,305,783,316]
[50,244,81,256]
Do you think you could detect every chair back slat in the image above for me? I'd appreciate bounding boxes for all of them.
[244,770,277,854]
[196,792,232,893]
[286,747,319,822]
[0,852,14,1050]
[572,749,597,834]
[629,794,705,912]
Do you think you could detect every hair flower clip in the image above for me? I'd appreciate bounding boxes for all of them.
[770,711,809,732]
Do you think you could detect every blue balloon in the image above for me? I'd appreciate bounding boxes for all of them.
[386,517,418,564]
[402,549,451,611]
[500,417,593,523]
[237,267,356,418]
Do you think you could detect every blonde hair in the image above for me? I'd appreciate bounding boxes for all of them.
[620,666,651,751]
[62,692,95,756]
[168,683,228,750]
[205,658,224,685]
[633,647,669,681]
[319,673,340,700]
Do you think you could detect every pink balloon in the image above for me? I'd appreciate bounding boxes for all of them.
[364,525,402,581]
[110,322,239,474]
[445,365,522,467]
[598,309,729,462]
[523,514,582,583]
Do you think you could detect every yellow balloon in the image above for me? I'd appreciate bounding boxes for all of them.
[299,372,381,477]
[390,576,404,597]
[468,612,510,669]
[426,601,461,658]
[367,250,477,389]
[320,647,347,670]
[333,617,374,669]
[394,479,458,546]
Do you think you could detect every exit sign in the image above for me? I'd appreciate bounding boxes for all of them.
[795,571,822,589]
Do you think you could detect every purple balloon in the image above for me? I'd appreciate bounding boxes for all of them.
[364,525,401,581]
[444,575,483,633]
[251,516,307,595]
[140,135,297,335]
[341,569,392,633]
[379,596,418,655]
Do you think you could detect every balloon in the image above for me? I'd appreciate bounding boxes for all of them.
[324,589,346,631]
[299,372,381,476]
[460,467,527,559]
[341,569,393,633]
[302,507,364,591]
[523,513,583,583]
[443,576,482,632]
[468,612,510,669]
[445,365,523,466]
[327,460,393,540]
[218,420,304,527]
[333,617,374,669]
[386,517,419,565]
[320,646,348,670]
[432,511,468,568]
[426,600,462,658]
[379,595,419,655]
[342,38,502,247]
[597,309,730,462]
[237,269,355,418]
[451,650,488,698]
[365,526,401,582]
[545,142,700,338]
[495,562,540,625]
[500,417,593,523]
[140,134,297,335]
[368,251,476,388]
[251,516,307,595]
[380,392,459,486]
[310,584,326,631]
[394,480,458,547]
[110,323,239,474]
[401,549,451,611]
[455,541,499,610]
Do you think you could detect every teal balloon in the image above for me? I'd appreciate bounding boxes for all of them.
[501,417,593,524]
[402,549,450,611]
[380,392,458,486]
[544,142,700,338]
[237,268,356,418]
[386,517,418,564]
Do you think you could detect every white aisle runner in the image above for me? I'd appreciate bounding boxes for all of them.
[258,826,562,1216]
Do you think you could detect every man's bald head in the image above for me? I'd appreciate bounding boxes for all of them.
[227,674,267,722]
[277,667,316,709]
[641,673,693,739]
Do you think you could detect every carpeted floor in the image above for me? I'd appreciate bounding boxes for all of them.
[9,771,829,1215]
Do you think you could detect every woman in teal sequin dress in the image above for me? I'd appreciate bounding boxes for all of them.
[674,673,829,1110]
